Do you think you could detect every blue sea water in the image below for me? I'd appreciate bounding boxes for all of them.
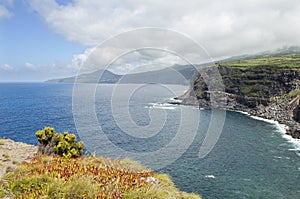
[0,83,299,199]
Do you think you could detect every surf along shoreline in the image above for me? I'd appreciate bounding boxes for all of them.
[168,96,300,155]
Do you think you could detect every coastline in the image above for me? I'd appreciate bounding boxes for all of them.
[169,97,300,154]
[233,109,300,153]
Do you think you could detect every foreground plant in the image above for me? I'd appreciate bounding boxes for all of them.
[35,126,84,158]
[0,155,201,199]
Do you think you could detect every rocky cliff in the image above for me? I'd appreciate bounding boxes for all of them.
[179,54,300,139]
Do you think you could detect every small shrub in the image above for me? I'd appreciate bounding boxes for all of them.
[35,126,56,143]
[35,127,56,155]
[0,139,5,145]
[2,153,10,159]
[53,132,84,158]
[35,127,84,158]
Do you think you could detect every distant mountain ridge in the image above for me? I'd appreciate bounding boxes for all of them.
[47,64,198,85]
[47,70,122,84]
[47,46,300,85]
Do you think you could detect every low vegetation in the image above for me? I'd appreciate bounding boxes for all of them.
[2,153,10,159]
[288,88,300,97]
[36,127,84,158]
[0,127,201,198]
[219,54,300,68]
[194,54,300,107]
[0,155,200,198]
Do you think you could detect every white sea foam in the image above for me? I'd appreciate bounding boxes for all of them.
[235,110,300,156]
[205,175,216,179]
[168,97,183,103]
[235,110,251,116]
[145,103,176,110]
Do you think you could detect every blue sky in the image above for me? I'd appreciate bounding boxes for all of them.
[1,0,300,82]
[0,0,86,81]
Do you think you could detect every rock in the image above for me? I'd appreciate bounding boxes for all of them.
[5,166,15,174]
[0,138,37,179]
[287,129,300,139]
[293,105,300,122]
[145,177,159,186]
[176,64,300,139]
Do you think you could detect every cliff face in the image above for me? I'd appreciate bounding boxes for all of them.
[193,66,300,107]
[181,55,300,138]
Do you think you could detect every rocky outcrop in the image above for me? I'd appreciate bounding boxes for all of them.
[179,62,300,139]
[0,138,37,179]
[293,104,300,122]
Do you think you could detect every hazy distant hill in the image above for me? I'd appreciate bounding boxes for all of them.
[47,46,300,85]
[47,70,122,84]
[47,65,198,85]
[220,46,300,63]
[118,65,199,85]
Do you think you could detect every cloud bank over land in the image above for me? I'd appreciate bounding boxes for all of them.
[29,0,300,54]
[3,0,299,78]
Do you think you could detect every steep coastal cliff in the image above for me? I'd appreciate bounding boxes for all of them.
[179,54,300,139]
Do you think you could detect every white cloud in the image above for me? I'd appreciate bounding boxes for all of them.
[0,4,13,19]
[70,39,196,74]
[0,0,13,18]
[0,63,13,71]
[28,0,300,73]
[24,62,36,70]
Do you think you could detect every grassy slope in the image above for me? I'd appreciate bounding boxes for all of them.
[0,155,201,199]
[218,54,300,68]
[192,54,300,106]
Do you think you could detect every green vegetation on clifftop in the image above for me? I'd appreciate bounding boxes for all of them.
[188,53,300,139]
[219,54,300,68]
[0,127,201,198]
[193,54,300,108]
[0,155,201,199]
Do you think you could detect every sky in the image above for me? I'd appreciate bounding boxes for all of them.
[1,0,300,82]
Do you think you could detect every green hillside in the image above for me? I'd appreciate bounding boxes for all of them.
[219,54,300,68]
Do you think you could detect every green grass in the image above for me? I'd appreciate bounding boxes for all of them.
[2,153,10,159]
[0,155,201,199]
[0,187,9,198]
[288,88,300,97]
[124,173,200,199]
[220,54,300,68]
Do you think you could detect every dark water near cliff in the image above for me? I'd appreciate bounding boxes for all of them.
[0,83,299,199]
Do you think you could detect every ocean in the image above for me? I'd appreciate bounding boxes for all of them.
[0,83,299,199]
